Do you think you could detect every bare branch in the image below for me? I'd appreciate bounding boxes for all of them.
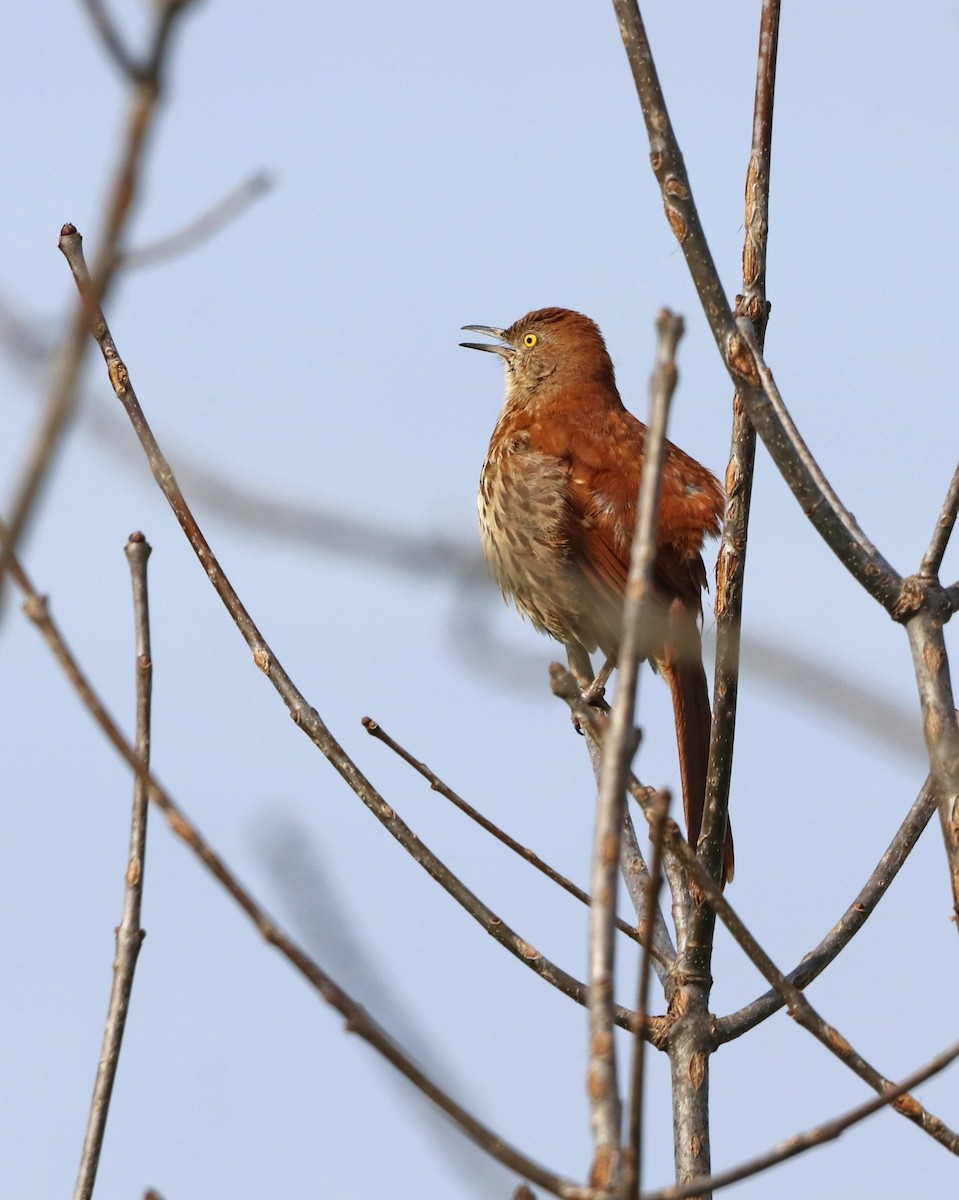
[619,808,677,973]
[902,596,959,924]
[361,717,670,965]
[72,532,153,1200]
[739,0,779,338]
[556,674,959,1157]
[8,545,608,1200]
[921,460,959,580]
[556,680,678,993]
[609,0,902,614]
[80,0,140,78]
[586,309,683,1191]
[623,789,669,1200]
[702,0,780,902]
[716,777,938,1042]
[118,172,274,270]
[604,309,684,810]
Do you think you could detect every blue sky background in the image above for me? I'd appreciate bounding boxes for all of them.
[2,3,959,1197]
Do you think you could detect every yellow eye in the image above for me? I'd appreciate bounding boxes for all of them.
[523,332,538,348]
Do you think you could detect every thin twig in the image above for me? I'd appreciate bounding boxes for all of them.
[654,810,692,961]
[623,789,669,1200]
[902,598,959,925]
[8,546,608,1200]
[118,172,274,269]
[602,310,684,833]
[362,717,670,964]
[586,309,683,1192]
[700,0,780,903]
[0,0,195,609]
[80,0,141,78]
[72,532,153,1200]
[716,777,937,1041]
[554,669,959,1157]
[921,460,959,579]
[577,714,678,986]
[619,807,677,978]
[638,1037,959,1200]
[609,0,903,615]
[557,672,711,1192]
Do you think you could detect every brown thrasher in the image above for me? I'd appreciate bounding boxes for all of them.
[462,307,734,883]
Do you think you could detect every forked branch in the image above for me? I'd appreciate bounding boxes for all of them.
[556,675,959,1158]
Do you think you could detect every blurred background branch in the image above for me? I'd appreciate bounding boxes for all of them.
[0,291,926,763]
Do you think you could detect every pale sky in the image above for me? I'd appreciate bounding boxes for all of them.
[2,3,959,1198]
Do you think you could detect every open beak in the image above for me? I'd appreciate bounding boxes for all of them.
[460,325,514,358]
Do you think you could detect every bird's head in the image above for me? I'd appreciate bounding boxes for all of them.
[461,307,617,398]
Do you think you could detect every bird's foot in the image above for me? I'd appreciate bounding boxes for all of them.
[571,686,610,735]
[580,678,610,709]
[580,657,614,710]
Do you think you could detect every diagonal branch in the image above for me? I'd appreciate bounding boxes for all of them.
[9,545,609,1200]
[362,716,672,966]
[55,226,643,1035]
[639,1037,959,1200]
[555,675,959,1157]
[80,0,140,78]
[118,171,273,270]
[716,777,937,1041]
[921,459,959,580]
[619,806,678,973]
[609,0,902,614]
[562,697,678,991]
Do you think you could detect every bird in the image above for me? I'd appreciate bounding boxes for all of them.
[462,306,733,884]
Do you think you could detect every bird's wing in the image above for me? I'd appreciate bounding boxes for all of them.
[564,414,708,650]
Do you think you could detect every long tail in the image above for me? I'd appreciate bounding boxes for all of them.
[659,606,735,886]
